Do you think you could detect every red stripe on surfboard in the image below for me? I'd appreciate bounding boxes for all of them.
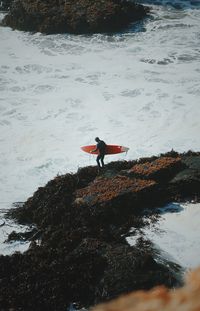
[81,145,129,155]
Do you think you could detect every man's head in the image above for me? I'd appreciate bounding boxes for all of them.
[95,137,100,142]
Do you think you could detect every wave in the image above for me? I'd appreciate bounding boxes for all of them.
[137,0,200,9]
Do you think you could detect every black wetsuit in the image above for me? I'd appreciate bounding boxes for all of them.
[96,140,106,168]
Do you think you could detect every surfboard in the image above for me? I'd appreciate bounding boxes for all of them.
[81,145,129,155]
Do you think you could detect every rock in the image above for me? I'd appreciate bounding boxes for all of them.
[0,238,182,310]
[93,267,200,311]
[169,155,200,198]
[75,174,157,208]
[0,0,13,10]
[93,240,182,304]
[7,172,78,226]
[5,228,39,242]
[2,0,149,34]
[1,151,200,310]
[127,157,184,182]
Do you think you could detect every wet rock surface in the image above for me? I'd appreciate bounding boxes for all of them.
[0,0,13,11]
[1,151,200,310]
[2,0,149,34]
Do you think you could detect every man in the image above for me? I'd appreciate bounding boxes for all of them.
[91,137,106,168]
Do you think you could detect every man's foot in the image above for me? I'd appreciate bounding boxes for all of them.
[97,166,105,174]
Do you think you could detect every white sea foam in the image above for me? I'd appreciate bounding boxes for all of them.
[0,3,200,256]
[127,203,200,269]
[137,0,200,9]
[0,207,30,255]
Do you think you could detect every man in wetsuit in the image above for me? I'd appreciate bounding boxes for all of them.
[91,137,106,168]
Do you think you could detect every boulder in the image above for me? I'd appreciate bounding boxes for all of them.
[170,155,200,198]
[93,267,200,311]
[2,0,149,34]
[0,0,12,10]
[75,174,157,208]
[127,157,184,182]
[0,237,182,310]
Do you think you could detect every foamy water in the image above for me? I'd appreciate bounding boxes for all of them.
[0,208,30,255]
[0,1,200,257]
[127,203,200,269]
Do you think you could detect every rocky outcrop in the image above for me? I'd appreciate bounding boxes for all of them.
[127,156,184,182]
[0,0,13,11]
[2,0,149,34]
[0,237,182,311]
[170,155,200,197]
[1,151,200,310]
[75,175,157,208]
[93,267,200,311]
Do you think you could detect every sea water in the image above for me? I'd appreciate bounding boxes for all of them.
[127,202,200,269]
[0,0,200,259]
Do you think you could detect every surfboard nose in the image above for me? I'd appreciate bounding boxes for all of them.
[121,146,129,153]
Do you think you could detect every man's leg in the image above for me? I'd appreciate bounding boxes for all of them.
[96,155,101,168]
[100,154,105,168]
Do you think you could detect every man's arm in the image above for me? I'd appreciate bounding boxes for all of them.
[90,144,98,153]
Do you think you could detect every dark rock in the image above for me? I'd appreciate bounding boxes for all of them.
[6,230,28,242]
[77,165,99,188]
[182,154,200,169]
[1,151,200,310]
[0,237,182,310]
[0,0,13,11]
[2,0,149,34]
[169,155,200,198]
[6,228,41,242]
[8,173,78,226]
[95,240,181,304]
[105,160,137,171]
